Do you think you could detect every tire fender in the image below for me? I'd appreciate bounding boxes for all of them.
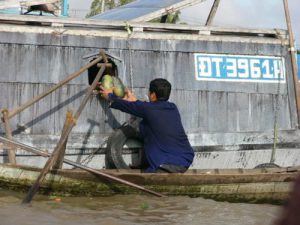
[105,118,144,169]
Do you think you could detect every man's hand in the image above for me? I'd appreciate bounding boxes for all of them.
[123,88,137,102]
[98,84,113,100]
[98,84,137,102]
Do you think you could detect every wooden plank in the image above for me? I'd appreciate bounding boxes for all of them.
[52,110,72,170]
[283,0,300,127]
[1,109,16,164]
[205,0,220,26]
[0,163,294,203]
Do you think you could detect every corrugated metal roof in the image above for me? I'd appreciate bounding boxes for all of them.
[92,0,207,22]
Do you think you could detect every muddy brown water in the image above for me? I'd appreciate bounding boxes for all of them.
[0,190,281,225]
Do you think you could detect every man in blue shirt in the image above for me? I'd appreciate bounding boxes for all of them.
[100,78,194,173]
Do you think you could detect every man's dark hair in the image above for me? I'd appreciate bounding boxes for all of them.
[149,78,171,101]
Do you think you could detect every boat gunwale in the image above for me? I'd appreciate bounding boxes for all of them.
[0,163,298,185]
[0,163,297,204]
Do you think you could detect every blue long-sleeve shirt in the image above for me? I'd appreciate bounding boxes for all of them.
[108,94,194,173]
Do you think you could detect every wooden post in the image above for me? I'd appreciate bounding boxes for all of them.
[1,109,16,164]
[101,0,105,13]
[52,110,73,170]
[7,55,103,120]
[22,63,107,204]
[283,0,300,127]
[100,50,108,64]
[22,110,75,204]
[205,0,220,26]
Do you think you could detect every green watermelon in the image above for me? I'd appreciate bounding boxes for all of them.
[101,74,114,90]
[100,74,125,98]
[112,76,125,98]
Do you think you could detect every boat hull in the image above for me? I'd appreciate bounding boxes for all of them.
[0,164,297,204]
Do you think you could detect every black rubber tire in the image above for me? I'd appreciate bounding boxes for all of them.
[105,118,145,169]
[254,163,280,169]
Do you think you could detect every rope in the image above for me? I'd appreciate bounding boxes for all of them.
[270,57,283,164]
[80,138,108,166]
[270,86,280,163]
[125,22,134,93]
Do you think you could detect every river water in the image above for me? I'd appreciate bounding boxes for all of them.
[0,190,281,225]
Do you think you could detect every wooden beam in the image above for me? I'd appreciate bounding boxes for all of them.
[1,109,16,164]
[101,0,105,13]
[7,55,103,120]
[52,110,73,170]
[205,0,220,26]
[283,0,300,127]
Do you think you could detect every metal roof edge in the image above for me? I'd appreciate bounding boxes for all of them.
[0,14,287,38]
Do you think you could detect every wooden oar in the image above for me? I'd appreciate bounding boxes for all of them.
[0,136,165,198]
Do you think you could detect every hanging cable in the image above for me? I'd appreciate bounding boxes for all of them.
[125,22,134,93]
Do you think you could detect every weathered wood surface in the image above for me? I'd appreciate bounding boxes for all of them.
[205,0,220,26]
[0,163,297,204]
[283,0,300,126]
[1,109,16,164]
[0,135,165,198]
[52,110,72,170]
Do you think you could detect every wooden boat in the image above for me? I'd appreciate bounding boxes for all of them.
[0,163,298,204]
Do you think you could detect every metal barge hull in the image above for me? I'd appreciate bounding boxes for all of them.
[0,14,299,169]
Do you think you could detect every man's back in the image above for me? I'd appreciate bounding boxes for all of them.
[110,98,194,172]
[101,78,194,173]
